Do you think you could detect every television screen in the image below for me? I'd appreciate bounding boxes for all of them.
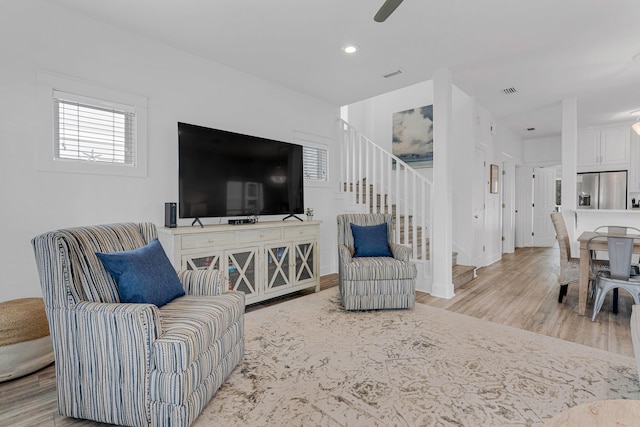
[178,122,304,219]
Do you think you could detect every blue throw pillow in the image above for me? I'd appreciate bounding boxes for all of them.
[350,223,393,257]
[96,238,185,307]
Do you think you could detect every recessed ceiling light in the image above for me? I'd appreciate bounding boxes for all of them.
[342,44,359,54]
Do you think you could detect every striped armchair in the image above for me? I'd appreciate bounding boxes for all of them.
[337,214,417,310]
[31,223,244,427]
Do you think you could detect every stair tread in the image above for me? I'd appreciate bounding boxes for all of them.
[452,264,476,289]
[452,264,475,274]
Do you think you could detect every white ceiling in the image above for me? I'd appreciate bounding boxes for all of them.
[44,0,640,139]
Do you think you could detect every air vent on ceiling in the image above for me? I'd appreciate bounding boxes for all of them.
[502,87,517,95]
[382,69,403,78]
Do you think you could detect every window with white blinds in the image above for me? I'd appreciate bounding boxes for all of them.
[37,71,147,177]
[303,145,328,182]
[53,91,135,165]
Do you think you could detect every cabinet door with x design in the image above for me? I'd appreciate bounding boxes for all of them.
[265,243,292,295]
[264,240,317,297]
[226,247,258,298]
[294,241,316,285]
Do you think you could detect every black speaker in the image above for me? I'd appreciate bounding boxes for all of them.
[164,202,177,228]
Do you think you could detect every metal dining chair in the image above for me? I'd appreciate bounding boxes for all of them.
[593,226,640,262]
[594,225,640,234]
[589,226,640,310]
[585,234,612,301]
[591,235,640,322]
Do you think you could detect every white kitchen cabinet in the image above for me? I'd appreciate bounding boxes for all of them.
[577,125,630,172]
[158,221,320,305]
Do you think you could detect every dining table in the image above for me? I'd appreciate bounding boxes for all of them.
[576,231,640,316]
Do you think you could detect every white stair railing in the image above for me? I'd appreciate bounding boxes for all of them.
[339,119,433,263]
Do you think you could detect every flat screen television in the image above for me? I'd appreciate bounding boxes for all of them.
[178,122,304,220]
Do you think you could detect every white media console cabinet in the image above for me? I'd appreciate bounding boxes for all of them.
[158,221,320,305]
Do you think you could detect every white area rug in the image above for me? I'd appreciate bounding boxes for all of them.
[196,289,640,426]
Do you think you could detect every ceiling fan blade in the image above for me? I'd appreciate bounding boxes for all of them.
[374,0,404,22]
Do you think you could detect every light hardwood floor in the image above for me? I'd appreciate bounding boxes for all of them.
[416,246,635,358]
[1,245,635,426]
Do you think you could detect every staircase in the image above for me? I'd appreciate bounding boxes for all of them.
[339,119,476,290]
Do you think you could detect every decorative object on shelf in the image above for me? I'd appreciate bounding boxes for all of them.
[305,208,314,221]
[490,164,499,194]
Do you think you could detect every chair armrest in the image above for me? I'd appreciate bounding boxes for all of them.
[390,243,413,262]
[338,244,353,263]
[75,301,161,340]
[178,269,225,296]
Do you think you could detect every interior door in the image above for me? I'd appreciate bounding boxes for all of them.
[515,166,533,248]
[532,167,557,247]
[472,147,486,266]
[501,159,515,254]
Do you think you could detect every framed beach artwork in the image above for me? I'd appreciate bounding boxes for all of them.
[392,105,433,168]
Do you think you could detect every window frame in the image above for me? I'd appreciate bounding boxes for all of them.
[37,71,148,177]
[295,130,330,188]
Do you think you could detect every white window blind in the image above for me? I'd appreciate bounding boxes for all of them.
[303,145,328,181]
[53,91,136,165]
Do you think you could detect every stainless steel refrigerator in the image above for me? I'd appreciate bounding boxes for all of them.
[577,171,627,209]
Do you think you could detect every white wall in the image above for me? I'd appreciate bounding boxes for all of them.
[523,136,561,166]
[495,124,525,165]
[0,0,340,302]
